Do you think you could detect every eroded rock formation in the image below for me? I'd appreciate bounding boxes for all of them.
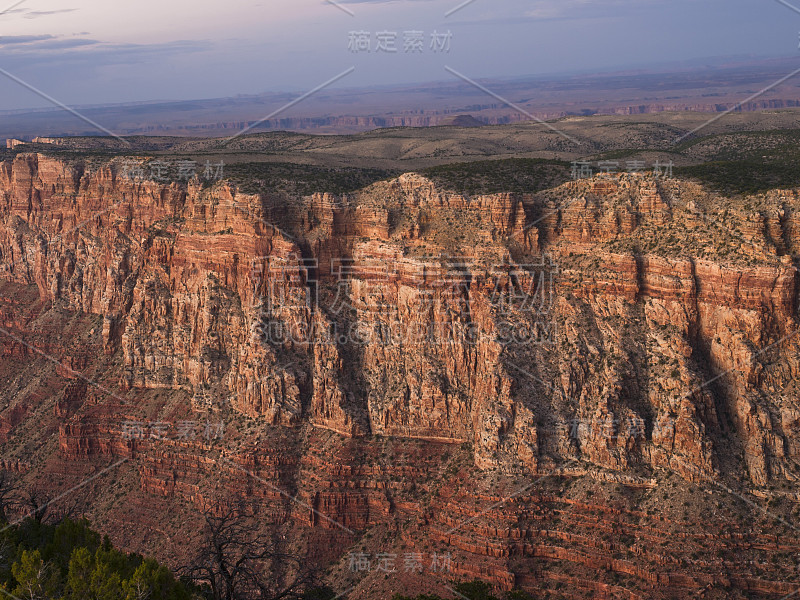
[2,153,800,598]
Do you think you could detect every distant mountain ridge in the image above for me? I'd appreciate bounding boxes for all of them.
[2,57,800,139]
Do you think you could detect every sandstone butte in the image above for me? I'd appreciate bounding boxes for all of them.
[1,153,800,599]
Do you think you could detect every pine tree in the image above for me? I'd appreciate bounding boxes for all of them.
[11,550,61,600]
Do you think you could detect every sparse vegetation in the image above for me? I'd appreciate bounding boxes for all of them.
[421,158,571,195]
[224,162,399,196]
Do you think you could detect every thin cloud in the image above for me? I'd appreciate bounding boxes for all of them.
[31,38,101,50]
[0,34,55,45]
[0,37,209,68]
[24,8,79,19]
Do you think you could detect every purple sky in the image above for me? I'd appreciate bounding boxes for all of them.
[0,0,797,111]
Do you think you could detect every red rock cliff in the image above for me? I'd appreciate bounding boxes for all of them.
[2,154,800,598]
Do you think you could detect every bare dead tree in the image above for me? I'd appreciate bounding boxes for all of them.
[0,474,82,526]
[127,577,155,600]
[49,494,83,523]
[181,502,318,600]
[23,485,52,524]
[0,470,19,523]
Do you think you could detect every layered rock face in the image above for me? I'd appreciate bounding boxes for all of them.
[2,153,800,598]
[2,154,798,484]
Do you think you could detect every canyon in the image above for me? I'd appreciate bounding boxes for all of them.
[1,152,800,598]
[3,57,800,140]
